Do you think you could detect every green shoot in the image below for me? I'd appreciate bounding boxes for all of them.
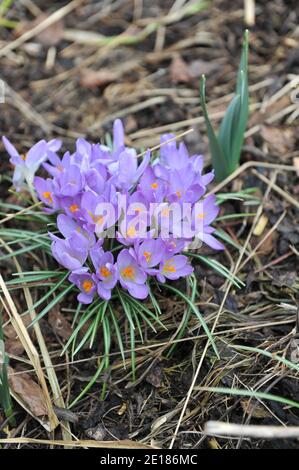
[200,30,249,181]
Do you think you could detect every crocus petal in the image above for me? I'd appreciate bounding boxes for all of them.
[200,233,224,250]
[26,140,47,167]
[127,283,149,300]
[113,119,125,150]
[2,136,20,160]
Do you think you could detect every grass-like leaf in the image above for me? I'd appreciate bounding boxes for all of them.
[231,344,299,373]
[186,252,244,288]
[167,274,197,357]
[200,30,249,181]
[199,386,299,411]
[200,75,230,180]
[158,282,219,358]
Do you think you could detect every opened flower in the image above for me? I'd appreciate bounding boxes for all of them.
[2,136,61,192]
[117,249,148,300]
[90,247,118,300]
[69,270,97,304]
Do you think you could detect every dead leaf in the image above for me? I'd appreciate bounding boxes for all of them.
[272,270,297,288]
[170,53,192,83]
[8,367,48,418]
[241,399,272,418]
[80,69,118,89]
[146,366,163,388]
[5,337,24,356]
[261,125,296,154]
[255,231,277,255]
[48,309,73,341]
[15,14,64,46]
[4,313,33,356]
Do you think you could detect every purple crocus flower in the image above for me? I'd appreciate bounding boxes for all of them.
[164,238,187,256]
[134,238,166,274]
[69,270,97,304]
[167,168,205,205]
[56,213,95,248]
[158,255,193,282]
[59,194,82,219]
[117,249,148,299]
[85,162,107,194]
[81,190,117,234]
[43,150,71,178]
[57,164,83,197]
[191,155,215,187]
[117,191,149,244]
[49,231,90,271]
[4,117,225,307]
[192,194,224,250]
[34,176,59,211]
[159,134,189,170]
[138,167,167,203]
[109,149,150,191]
[90,247,117,300]
[2,136,61,191]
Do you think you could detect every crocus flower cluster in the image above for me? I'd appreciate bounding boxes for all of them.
[2,120,223,303]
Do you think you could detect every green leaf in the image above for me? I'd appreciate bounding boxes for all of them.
[219,30,249,172]
[199,386,299,411]
[200,30,249,181]
[231,344,299,373]
[218,93,242,172]
[29,282,74,327]
[167,275,196,357]
[200,75,230,181]
[61,302,102,355]
[69,360,106,409]
[186,252,244,288]
[158,282,219,359]
[108,305,125,366]
[25,272,69,317]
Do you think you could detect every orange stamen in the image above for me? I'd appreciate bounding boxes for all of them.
[82,280,93,293]
[100,266,111,278]
[42,191,53,203]
[121,266,135,280]
[163,260,176,273]
[161,208,169,217]
[95,215,104,225]
[143,251,151,263]
[88,211,104,225]
[70,204,79,213]
[126,226,136,238]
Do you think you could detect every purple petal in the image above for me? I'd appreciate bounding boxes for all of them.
[113,119,125,150]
